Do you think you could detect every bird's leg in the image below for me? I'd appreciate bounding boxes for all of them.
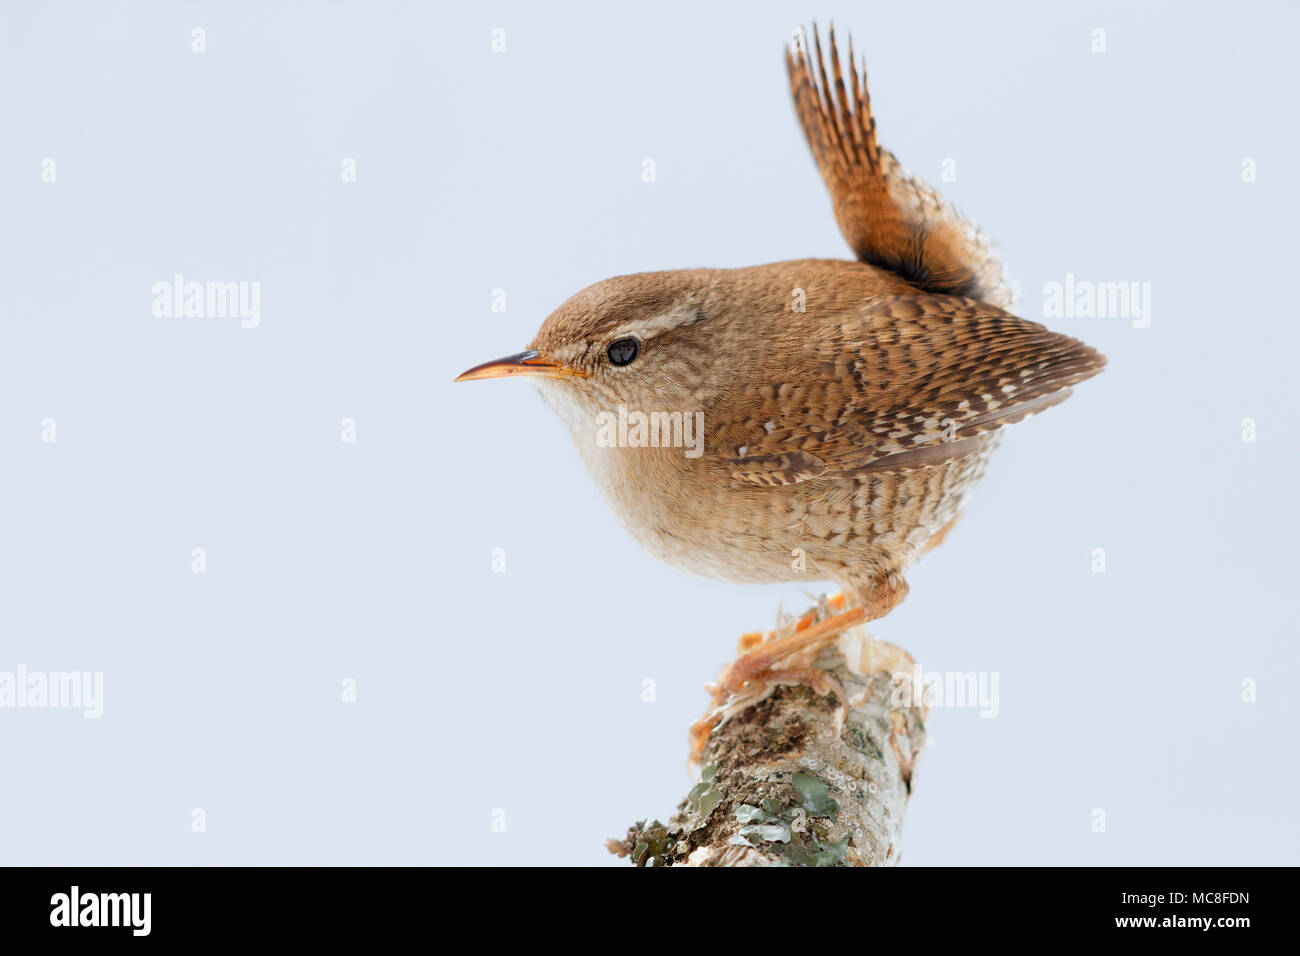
[691,574,909,762]
[690,602,866,764]
[721,592,852,702]
[734,592,845,654]
[710,602,866,708]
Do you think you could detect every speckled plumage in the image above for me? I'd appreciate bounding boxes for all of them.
[458,25,1105,627]
[530,261,1100,610]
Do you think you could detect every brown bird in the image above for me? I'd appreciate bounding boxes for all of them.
[456,25,1104,741]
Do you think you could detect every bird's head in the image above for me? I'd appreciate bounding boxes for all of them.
[455,270,725,432]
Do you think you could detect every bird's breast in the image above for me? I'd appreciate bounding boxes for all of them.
[563,416,1000,587]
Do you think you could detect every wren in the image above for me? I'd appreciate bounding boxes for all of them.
[456,25,1105,722]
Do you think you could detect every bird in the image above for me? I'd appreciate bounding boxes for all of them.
[456,24,1105,748]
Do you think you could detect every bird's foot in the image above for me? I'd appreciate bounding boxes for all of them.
[689,664,849,764]
[690,596,864,765]
[733,590,848,653]
[713,603,862,708]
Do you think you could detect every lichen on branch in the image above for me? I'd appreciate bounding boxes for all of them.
[608,624,927,867]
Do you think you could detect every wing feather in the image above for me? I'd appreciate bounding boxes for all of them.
[723,295,1106,484]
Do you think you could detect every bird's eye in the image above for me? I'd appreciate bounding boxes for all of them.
[607,337,639,367]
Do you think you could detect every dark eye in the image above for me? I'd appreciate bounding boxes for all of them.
[607,337,639,366]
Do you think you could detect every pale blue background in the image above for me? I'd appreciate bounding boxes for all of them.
[1,1,1296,865]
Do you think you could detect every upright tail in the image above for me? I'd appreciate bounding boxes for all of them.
[786,23,1014,310]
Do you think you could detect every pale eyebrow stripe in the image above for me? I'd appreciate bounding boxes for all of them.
[604,305,703,341]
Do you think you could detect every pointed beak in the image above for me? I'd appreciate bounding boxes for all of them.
[453,349,585,382]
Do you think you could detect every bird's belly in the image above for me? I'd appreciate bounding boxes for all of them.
[585,438,999,587]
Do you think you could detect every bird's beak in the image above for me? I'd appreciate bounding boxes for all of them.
[453,349,585,382]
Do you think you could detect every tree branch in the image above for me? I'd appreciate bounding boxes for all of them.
[608,614,927,867]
